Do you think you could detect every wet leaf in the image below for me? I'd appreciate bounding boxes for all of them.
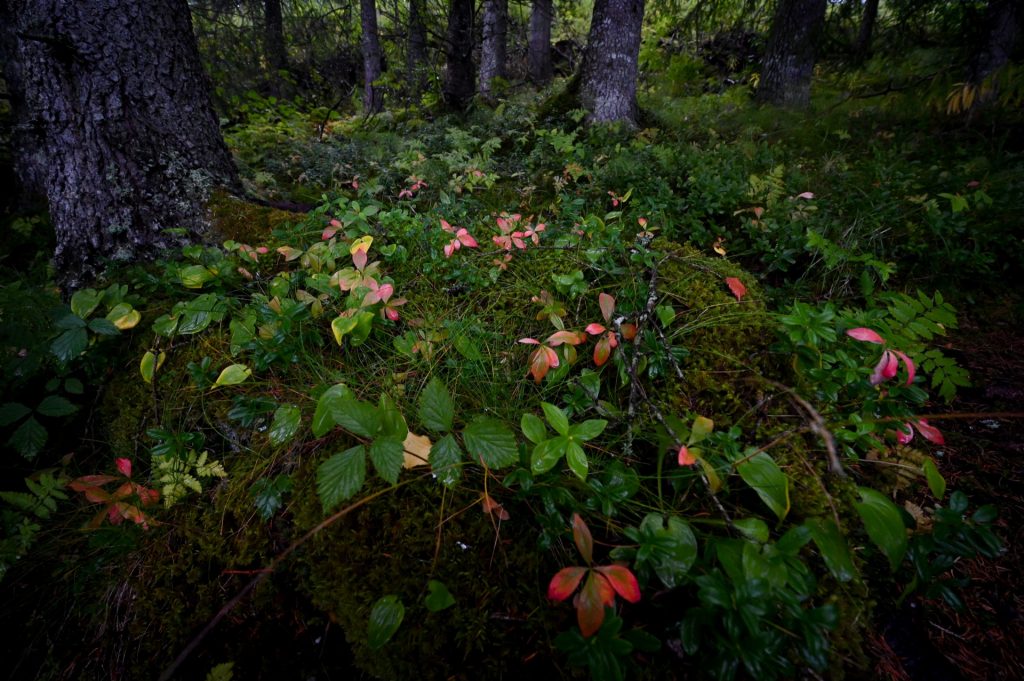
[737,452,789,521]
[855,487,908,571]
[317,445,366,511]
[269,405,301,446]
[367,595,404,650]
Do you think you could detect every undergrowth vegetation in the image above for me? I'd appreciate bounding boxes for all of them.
[1,40,1019,681]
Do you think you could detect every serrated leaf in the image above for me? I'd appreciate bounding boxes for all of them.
[51,328,88,363]
[453,334,483,360]
[36,395,77,418]
[425,580,456,612]
[330,397,381,438]
[737,452,789,521]
[541,402,569,436]
[429,433,463,487]
[250,475,292,521]
[0,403,31,427]
[9,416,46,459]
[70,288,101,319]
[317,446,366,511]
[269,404,301,446]
[367,595,405,650]
[64,377,84,395]
[213,364,251,387]
[88,317,120,336]
[370,437,404,484]
[417,377,454,432]
[520,413,547,444]
[855,487,908,572]
[463,417,518,469]
[806,517,856,582]
[311,384,352,437]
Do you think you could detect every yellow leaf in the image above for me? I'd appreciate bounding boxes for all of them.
[350,235,373,255]
[402,431,432,469]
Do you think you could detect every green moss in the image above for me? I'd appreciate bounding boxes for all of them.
[207,191,302,244]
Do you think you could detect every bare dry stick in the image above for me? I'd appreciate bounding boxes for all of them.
[761,380,846,478]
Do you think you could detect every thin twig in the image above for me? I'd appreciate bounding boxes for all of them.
[760,380,845,478]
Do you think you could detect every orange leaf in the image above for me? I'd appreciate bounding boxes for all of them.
[548,566,587,601]
[725,277,746,301]
[677,445,696,466]
[595,565,641,603]
[577,571,614,637]
[572,513,593,564]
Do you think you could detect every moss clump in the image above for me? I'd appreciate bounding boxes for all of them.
[207,191,302,244]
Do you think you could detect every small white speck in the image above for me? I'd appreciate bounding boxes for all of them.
[456,541,469,550]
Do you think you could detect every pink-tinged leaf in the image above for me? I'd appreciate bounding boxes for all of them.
[134,484,160,506]
[80,486,113,504]
[115,458,132,478]
[896,423,914,445]
[443,240,458,258]
[519,337,540,345]
[638,217,648,227]
[577,572,614,637]
[481,492,510,520]
[68,475,119,490]
[595,565,641,603]
[527,346,558,383]
[725,277,746,301]
[572,513,594,564]
[547,330,585,347]
[795,191,815,199]
[548,567,587,601]
[846,327,886,344]
[277,246,303,261]
[352,248,368,271]
[599,293,615,323]
[593,335,613,366]
[893,349,916,386]
[914,420,945,445]
[620,323,637,341]
[511,234,526,249]
[456,229,478,248]
[678,445,696,466]
[256,246,269,254]
[585,323,606,336]
[752,206,765,219]
[322,225,340,240]
[871,350,899,385]
[440,219,455,233]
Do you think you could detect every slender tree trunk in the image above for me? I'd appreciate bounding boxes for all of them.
[967,0,1020,105]
[360,0,384,113]
[0,0,240,291]
[528,0,554,85]
[478,0,508,99]
[406,0,428,99]
[443,0,475,110]
[263,0,288,72]
[854,0,879,61]
[756,0,827,108]
[579,0,645,126]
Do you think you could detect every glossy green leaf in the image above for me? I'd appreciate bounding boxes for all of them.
[213,364,251,387]
[462,417,518,469]
[87,318,120,336]
[332,310,375,346]
[36,395,77,418]
[855,487,908,571]
[9,416,46,459]
[429,433,463,488]
[806,518,856,582]
[70,288,101,319]
[733,517,770,543]
[565,440,588,480]
[250,474,292,520]
[317,446,366,511]
[570,419,607,442]
[179,264,215,288]
[367,595,405,650]
[737,452,789,521]
[541,402,570,436]
[51,328,88,364]
[106,302,141,330]
[520,413,547,444]
[531,436,567,474]
[922,458,946,500]
[330,397,381,439]
[633,513,698,588]
[425,580,456,612]
[370,436,404,484]
[655,305,676,327]
[417,377,454,433]
[152,314,179,337]
[140,351,157,384]
[269,405,301,446]
[311,384,352,437]
[377,395,408,441]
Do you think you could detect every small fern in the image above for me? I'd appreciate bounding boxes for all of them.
[154,450,227,508]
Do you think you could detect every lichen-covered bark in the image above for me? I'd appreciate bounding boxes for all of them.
[263,0,288,72]
[442,0,475,110]
[756,0,827,108]
[0,0,240,291]
[478,0,508,99]
[360,0,384,113]
[406,0,428,98]
[579,0,645,126]
[528,0,554,85]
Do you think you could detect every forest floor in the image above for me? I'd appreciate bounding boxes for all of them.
[875,300,1024,681]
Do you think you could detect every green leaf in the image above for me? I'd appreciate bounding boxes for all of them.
[64,378,84,395]
[105,302,141,330]
[70,288,101,319]
[922,459,946,499]
[51,328,88,364]
[0,403,31,427]
[520,413,547,444]
[213,364,251,387]
[250,475,293,521]
[418,377,455,433]
[569,419,607,442]
[331,310,375,346]
[429,433,463,488]
[733,517,770,543]
[855,487,908,572]
[87,317,120,336]
[453,334,483,360]
[269,405,302,446]
[312,384,352,437]
[367,595,405,650]
[424,580,456,612]
[565,440,588,481]
[462,417,518,469]
[179,264,215,289]
[55,313,86,330]
[152,314,179,337]
[317,446,366,512]
[531,436,567,474]
[204,662,234,681]
[36,395,78,418]
[370,437,404,484]
[9,416,46,459]
[541,402,569,436]
[806,518,857,582]
[377,395,408,441]
[631,513,698,588]
[737,452,789,521]
[655,305,676,327]
[688,416,714,445]
[330,397,381,439]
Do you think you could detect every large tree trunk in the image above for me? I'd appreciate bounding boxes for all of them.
[967,0,1020,103]
[478,0,508,99]
[756,0,827,108]
[578,0,645,126]
[528,0,554,85]
[442,0,475,110]
[263,0,288,73]
[406,0,428,99]
[360,0,384,113]
[0,0,240,291]
[854,0,879,61]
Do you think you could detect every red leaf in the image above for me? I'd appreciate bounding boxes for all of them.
[914,420,945,445]
[725,277,746,301]
[599,293,615,323]
[527,345,558,383]
[846,327,886,344]
[115,458,132,478]
[572,513,593,564]
[548,566,587,601]
[577,571,614,637]
[620,323,637,341]
[481,493,510,520]
[593,335,613,366]
[677,445,696,466]
[585,323,606,336]
[871,350,899,385]
[547,330,585,347]
[595,565,641,603]
[893,349,916,386]
[895,423,914,445]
